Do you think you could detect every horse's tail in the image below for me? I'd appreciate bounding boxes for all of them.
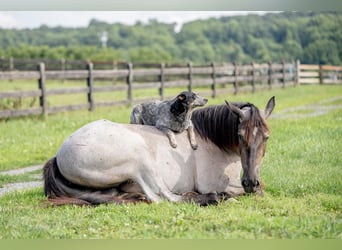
[43,157,144,206]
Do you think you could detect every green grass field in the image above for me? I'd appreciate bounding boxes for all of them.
[0,84,341,239]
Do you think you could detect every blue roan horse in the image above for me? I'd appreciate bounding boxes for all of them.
[43,97,275,205]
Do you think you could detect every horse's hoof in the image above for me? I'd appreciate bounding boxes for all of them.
[201,192,219,206]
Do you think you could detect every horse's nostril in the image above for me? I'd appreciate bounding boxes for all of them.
[242,180,248,187]
[255,180,260,187]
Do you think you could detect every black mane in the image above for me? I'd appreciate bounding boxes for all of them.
[191,102,255,152]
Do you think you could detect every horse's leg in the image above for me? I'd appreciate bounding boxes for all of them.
[187,122,198,150]
[133,169,179,202]
[118,177,184,203]
[117,172,220,205]
[105,156,218,205]
[133,168,219,205]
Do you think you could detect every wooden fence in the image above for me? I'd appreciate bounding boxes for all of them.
[296,60,342,85]
[0,59,340,119]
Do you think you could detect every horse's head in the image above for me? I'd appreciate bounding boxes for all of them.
[225,97,275,195]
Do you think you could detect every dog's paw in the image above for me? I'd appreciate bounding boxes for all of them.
[191,143,198,150]
[170,141,178,148]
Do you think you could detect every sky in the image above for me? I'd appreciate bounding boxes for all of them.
[0,11,274,32]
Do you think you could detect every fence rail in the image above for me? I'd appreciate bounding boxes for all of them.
[0,59,341,119]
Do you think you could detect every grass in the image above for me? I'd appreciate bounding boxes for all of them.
[0,191,340,239]
[0,84,341,238]
[263,109,342,197]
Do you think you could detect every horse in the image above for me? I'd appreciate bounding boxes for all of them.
[43,97,275,206]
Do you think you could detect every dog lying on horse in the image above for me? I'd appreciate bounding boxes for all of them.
[130,91,208,149]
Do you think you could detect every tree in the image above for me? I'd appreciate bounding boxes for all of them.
[303,40,340,64]
[0,12,341,65]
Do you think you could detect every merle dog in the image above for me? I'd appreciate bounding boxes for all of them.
[130,91,208,149]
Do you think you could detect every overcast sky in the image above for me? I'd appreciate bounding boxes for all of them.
[0,11,275,31]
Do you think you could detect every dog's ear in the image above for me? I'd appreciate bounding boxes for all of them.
[178,94,186,101]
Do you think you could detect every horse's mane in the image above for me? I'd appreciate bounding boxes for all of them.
[191,102,267,152]
[191,103,241,152]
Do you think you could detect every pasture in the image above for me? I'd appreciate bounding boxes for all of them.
[0,84,341,239]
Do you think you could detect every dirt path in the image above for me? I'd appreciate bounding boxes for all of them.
[0,165,43,197]
[1,96,341,197]
[0,164,43,176]
[270,96,342,119]
[0,181,43,197]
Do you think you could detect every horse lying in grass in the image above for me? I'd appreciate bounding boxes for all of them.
[43,97,275,206]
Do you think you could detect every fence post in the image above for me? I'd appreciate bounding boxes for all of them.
[9,57,14,82]
[282,60,286,88]
[112,60,117,84]
[319,64,323,84]
[295,59,301,86]
[233,62,238,95]
[159,62,165,100]
[211,62,216,98]
[38,62,47,117]
[126,63,133,105]
[220,63,227,89]
[87,62,94,111]
[187,62,193,92]
[9,57,14,71]
[61,58,65,83]
[268,61,272,89]
[251,62,256,93]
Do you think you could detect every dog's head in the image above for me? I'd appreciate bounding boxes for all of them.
[177,91,208,109]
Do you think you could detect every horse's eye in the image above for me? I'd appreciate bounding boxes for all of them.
[238,134,246,145]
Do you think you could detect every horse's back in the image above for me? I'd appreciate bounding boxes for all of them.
[55,119,195,190]
[56,119,151,188]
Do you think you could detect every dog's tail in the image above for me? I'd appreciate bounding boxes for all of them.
[43,157,142,206]
[130,104,144,124]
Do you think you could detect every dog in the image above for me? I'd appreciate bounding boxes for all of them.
[130,91,208,149]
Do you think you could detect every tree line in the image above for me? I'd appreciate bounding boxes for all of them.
[0,12,341,65]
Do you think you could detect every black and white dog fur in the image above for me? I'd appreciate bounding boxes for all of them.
[130,91,208,149]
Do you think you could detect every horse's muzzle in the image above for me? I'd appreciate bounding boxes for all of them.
[242,179,263,196]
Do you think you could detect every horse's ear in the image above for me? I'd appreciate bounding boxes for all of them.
[264,96,275,119]
[225,100,244,118]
